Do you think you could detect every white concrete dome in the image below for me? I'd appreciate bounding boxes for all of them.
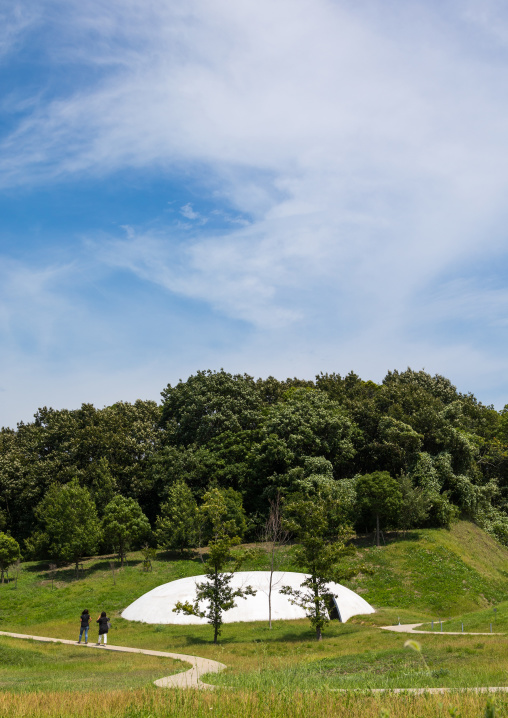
[122,571,375,624]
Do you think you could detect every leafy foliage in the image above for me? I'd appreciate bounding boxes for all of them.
[102,496,151,566]
[173,488,255,643]
[155,481,197,552]
[0,533,20,582]
[26,481,101,574]
[355,471,403,545]
[281,493,358,640]
[3,367,508,555]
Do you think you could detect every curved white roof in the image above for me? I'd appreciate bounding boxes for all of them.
[122,571,374,624]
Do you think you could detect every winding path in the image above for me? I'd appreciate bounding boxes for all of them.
[381,622,503,636]
[374,622,508,694]
[0,630,226,689]
[3,626,507,694]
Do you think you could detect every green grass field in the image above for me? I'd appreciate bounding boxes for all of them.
[0,637,185,692]
[1,521,508,716]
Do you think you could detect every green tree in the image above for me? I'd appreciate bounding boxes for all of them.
[199,487,248,545]
[173,488,255,643]
[27,480,101,576]
[281,493,357,640]
[262,388,356,475]
[155,480,198,552]
[89,457,117,516]
[397,475,430,535]
[0,533,20,583]
[160,370,262,446]
[102,496,151,566]
[0,400,161,543]
[355,471,403,547]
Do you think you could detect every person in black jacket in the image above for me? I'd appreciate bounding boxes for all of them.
[78,609,90,644]
[96,611,110,646]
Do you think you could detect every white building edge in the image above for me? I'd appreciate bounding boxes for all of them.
[122,571,375,625]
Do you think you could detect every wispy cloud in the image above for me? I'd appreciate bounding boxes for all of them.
[2,0,508,424]
[0,3,40,59]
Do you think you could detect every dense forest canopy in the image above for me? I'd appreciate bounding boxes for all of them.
[2,368,508,553]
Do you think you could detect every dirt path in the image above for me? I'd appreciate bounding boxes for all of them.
[381,623,502,636]
[0,630,226,689]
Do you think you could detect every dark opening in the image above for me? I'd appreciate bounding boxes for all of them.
[324,594,342,621]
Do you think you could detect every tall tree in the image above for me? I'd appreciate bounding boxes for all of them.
[355,471,403,546]
[280,492,357,640]
[174,488,255,643]
[261,388,356,475]
[155,480,198,553]
[261,492,289,628]
[160,370,262,446]
[27,480,101,576]
[102,495,151,566]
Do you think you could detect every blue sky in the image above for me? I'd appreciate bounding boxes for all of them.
[2,0,508,428]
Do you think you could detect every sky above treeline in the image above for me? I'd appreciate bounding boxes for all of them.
[1,0,508,428]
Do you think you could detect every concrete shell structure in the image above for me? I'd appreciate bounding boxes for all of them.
[121,571,375,625]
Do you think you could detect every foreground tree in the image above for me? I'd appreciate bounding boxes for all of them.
[0,533,20,583]
[26,481,101,576]
[102,495,151,567]
[173,488,255,643]
[280,492,358,641]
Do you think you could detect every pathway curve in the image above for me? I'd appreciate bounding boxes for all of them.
[381,623,503,636]
[373,623,508,693]
[0,630,226,689]
[3,627,507,694]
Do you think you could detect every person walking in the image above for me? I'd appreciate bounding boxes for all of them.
[96,611,110,646]
[78,609,90,644]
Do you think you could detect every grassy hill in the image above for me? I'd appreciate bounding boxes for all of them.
[0,520,506,633]
[0,520,507,716]
[347,521,508,621]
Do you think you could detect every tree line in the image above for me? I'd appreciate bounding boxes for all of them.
[1,367,508,565]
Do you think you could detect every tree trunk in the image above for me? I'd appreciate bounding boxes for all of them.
[213,571,219,644]
[313,574,322,641]
[376,513,380,548]
[268,542,275,629]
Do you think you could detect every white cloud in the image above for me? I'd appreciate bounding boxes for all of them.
[3,0,508,422]
[180,203,199,220]
[0,3,39,59]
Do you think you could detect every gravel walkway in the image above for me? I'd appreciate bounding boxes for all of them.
[0,630,226,689]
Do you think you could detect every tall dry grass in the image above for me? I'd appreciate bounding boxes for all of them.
[0,688,504,718]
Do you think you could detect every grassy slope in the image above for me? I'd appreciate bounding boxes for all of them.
[0,521,507,700]
[0,637,184,692]
[347,521,508,621]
